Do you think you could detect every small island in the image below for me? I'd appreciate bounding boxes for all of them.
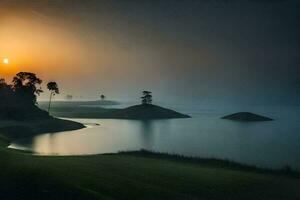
[103,104,190,119]
[222,112,273,121]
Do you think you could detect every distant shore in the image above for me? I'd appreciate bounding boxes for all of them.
[38,100,120,107]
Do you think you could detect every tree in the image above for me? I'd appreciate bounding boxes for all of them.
[0,78,9,92]
[1,72,50,120]
[65,94,73,100]
[141,91,152,105]
[0,78,13,107]
[12,72,43,104]
[100,94,106,101]
[47,82,59,113]
[0,78,6,87]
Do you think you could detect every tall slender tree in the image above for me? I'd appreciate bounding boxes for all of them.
[47,82,59,113]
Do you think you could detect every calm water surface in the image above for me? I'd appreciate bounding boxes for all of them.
[9,104,300,169]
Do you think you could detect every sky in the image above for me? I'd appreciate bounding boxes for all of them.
[0,0,300,104]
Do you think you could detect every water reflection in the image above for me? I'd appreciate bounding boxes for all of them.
[8,105,300,169]
[139,120,154,149]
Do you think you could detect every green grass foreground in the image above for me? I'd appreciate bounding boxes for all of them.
[1,137,300,200]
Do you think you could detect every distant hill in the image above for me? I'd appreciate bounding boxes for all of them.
[222,112,273,121]
[38,100,120,108]
[38,103,190,119]
[94,100,120,105]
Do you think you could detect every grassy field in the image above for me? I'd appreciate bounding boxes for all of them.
[1,136,300,200]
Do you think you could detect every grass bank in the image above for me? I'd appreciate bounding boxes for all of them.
[0,118,84,140]
[0,117,85,140]
[0,136,300,200]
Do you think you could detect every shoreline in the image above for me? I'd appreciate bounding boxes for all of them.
[0,117,85,140]
[3,133,299,176]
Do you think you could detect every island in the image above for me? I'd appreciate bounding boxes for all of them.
[101,104,190,119]
[222,112,274,121]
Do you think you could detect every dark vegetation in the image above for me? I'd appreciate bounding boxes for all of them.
[0,72,49,120]
[119,149,299,178]
[141,90,152,105]
[222,112,274,121]
[0,72,84,139]
[65,94,73,100]
[100,94,105,101]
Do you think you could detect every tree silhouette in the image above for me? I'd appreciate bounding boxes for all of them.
[100,94,106,101]
[47,82,59,113]
[0,78,13,107]
[12,72,43,104]
[1,72,51,120]
[141,91,152,105]
[65,94,73,100]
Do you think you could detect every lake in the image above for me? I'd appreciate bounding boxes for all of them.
[9,104,300,169]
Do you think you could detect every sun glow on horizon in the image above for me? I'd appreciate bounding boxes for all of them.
[3,58,9,64]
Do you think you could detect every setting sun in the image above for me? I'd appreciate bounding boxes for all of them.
[3,58,9,64]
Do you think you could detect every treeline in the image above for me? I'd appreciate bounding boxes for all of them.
[0,72,49,120]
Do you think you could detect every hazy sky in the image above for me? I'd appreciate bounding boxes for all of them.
[0,0,299,104]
